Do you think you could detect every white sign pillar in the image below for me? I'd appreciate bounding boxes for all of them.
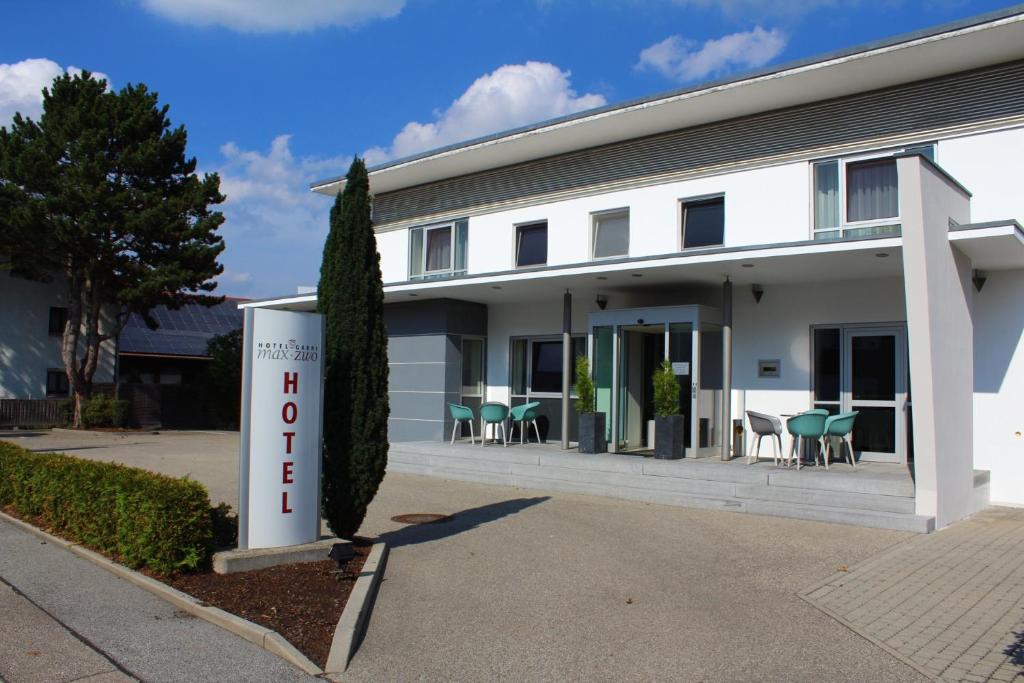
[238,307,325,549]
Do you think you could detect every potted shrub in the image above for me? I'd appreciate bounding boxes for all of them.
[575,355,607,454]
[652,359,686,459]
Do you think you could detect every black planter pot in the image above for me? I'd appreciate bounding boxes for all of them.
[577,413,607,454]
[654,415,686,459]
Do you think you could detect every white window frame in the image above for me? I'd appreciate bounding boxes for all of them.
[513,219,548,269]
[590,207,630,261]
[810,143,935,240]
[421,222,455,275]
[509,334,586,399]
[678,192,726,251]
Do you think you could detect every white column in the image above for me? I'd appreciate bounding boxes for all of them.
[898,154,974,528]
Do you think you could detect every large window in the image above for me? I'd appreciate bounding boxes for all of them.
[591,209,629,259]
[510,335,586,396]
[681,196,724,249]
[515,221,547,267]
[813,157,899,240]
[46,369,69,396]
[48,307,68,337]
[812,144,934,240]
[409,219,468,279]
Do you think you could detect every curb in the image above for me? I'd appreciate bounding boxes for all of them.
[0,511,323,676]
[324,542,389,676]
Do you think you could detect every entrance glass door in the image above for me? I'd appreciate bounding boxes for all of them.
[843,327,906,463]
[587,305,721,457]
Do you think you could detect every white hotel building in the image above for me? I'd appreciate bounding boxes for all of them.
[244,8,1024,532]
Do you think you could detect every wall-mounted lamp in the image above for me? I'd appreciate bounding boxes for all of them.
[751,284,764,304]
[596,294,609,310]
[972,270,987,292]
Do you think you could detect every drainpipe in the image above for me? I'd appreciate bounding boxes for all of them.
[561,290,572,450]
[721,278,733,461]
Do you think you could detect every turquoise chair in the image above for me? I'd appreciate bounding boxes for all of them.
[824,411,859,469]
[448,403,476,445]
[510,401,542,445]
[479,402,510,447]
[786,411,828,470]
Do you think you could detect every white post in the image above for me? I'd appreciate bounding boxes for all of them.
[898,154,974,528]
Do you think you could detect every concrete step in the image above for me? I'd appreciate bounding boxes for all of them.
[388,460,747,514]
[743,499,934,533]
[735,483,916,514]
[766,467,914,497]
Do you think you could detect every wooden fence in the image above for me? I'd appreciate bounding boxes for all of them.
[0,399,72,428]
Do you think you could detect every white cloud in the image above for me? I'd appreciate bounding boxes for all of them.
[636,27,787,82]
[668,0,841,20]
[0,59,110,126]
[210,135,350,296]
[365,61,606,163]
[138,0,404,33]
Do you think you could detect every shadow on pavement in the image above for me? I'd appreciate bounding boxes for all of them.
[1005,628,1024,670]
[378,496,550,549]
[0,431,47,438]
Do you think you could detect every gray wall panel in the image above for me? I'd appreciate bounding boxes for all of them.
[373,60,1024,226]
[389,418,445,442]
[388,362,449,392]
[387,335,449,364]
[388,390,461,421]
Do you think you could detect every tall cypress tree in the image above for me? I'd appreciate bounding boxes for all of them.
[318,158,390,539]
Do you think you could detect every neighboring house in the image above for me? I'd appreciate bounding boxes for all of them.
[0,265,115,400]
[118,299,245,427]
[243,9,1024,529]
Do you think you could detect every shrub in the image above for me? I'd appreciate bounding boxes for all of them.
[0,441,213,574]
[575,355,595,414]
[653,359,681,418]
[81,395,131,428]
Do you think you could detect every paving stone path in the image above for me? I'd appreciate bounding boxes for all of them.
[802,506,1024,682]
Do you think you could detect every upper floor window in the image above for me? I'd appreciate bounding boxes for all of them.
[46,368,69,396]
[48,307,68,337]
[409,219,468,279]
[591,208,629,259]
[813,144,934,240]
[681,196,724,249]
[515,221,547,268]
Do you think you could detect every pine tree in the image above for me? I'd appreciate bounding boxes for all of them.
[0,71,225,425]
[318,158,390,539]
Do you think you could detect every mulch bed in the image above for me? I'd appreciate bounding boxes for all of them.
[161,540,372,669]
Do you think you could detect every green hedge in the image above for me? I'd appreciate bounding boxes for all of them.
[0,441,213,575]
[81,395,131,428]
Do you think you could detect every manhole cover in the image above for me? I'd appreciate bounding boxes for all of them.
[391,513,453,525]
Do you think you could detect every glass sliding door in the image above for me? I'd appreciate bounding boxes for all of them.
[844,327,905,463]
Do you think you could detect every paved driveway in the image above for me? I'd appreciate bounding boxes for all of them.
[0,430,953,680]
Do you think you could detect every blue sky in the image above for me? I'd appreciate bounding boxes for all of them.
[0,0,1015,297]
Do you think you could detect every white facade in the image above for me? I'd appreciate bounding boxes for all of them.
[0,268,115,399]
[239,11,1024,528]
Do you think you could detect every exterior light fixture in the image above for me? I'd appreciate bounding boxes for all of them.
[596,294,609,310]
[408,293,418,297]
[491,286,502,290]
[875,252,889,258]
[741,263,755,268]
[596,276,608,281]
[751,284,764,304]
[973,270,987,292]
[631,273,643,278]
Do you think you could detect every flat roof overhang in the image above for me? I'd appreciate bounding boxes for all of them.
[949,220,1024,270]
[312,9,1024,197]
[240,235,906,311]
